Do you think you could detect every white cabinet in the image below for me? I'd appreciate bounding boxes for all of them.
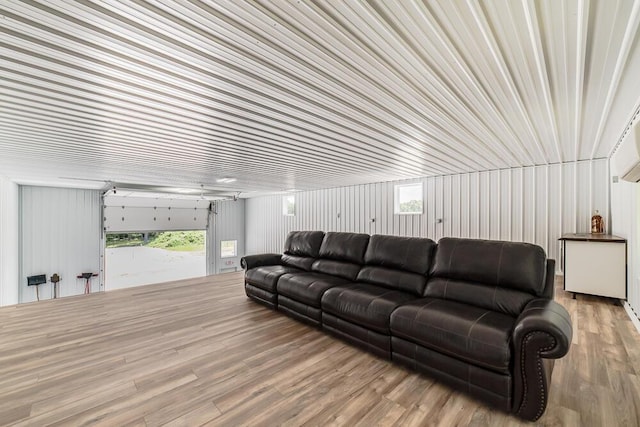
[560,234,627,299]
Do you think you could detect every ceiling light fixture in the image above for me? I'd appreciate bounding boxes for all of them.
[216,178,237,184]
[169,188,201,194]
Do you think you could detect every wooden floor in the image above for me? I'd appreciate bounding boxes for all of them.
[0,272,639,426]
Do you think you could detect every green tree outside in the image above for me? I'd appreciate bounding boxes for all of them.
[399,199,422,213]
[106,231,205,252]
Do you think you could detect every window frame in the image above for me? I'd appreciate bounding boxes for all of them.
[394,183,424,215]
[220,239,238,258]
[283,195,296,216]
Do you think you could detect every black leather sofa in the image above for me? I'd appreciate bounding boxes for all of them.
[243,230,325,309]
[241,231,572,421]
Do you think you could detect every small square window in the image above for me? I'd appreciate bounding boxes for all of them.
[394,183,423,215]
[283,195,295,216]
[220,240,237,258]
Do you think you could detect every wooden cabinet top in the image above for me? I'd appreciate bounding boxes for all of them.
[559,233,626,243]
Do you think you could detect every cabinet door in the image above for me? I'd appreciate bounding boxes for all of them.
[565,241,626,299]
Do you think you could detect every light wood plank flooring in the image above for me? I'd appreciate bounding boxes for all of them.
[0,272,639,426]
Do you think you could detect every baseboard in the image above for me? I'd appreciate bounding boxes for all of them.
[623,301,640,334]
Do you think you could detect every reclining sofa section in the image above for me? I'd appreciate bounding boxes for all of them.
[241,231,572,421]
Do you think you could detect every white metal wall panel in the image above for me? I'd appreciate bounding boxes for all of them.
[246,159,608,273]
[0,176,19,306]
[592,160,609,224]
[562,162,577,234]
[522,168,535,245]
[632,184,639,318]
[610,106,640,321]
[459,174,469,238]
[103,196,209,232]
[535,166,547,251]
[511,168,523,242]
[499,170,511,240]
[20,186,101,302]
[576,162,592,235]
[208,199,245,275]
[479,171,490,240]
[610,159,640,320]
[548,164,563,266]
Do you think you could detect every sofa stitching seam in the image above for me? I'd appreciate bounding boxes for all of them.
[516,331,556,420]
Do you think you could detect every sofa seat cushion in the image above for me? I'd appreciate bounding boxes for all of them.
[281,254,315,271]
[245,265,303,292]
[390,298,515,374]
[311,259,362,281]
[277,272,353,307]
[321,284,417,334]
[356,266,427,295]
[245,283,277,308]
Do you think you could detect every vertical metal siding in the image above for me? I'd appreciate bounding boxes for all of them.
[0,176,19,306]
[610,161,640,320]
[19,186,101,302]
[246,159,608,272]
[635,186,640,317]
[208,199,245,275]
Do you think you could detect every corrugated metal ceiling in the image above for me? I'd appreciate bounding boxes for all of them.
[1,0,639,194]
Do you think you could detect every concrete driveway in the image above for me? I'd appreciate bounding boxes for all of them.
[106,246,206,290]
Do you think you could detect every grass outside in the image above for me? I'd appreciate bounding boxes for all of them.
[106,231,205,252]
[106,236,144,248]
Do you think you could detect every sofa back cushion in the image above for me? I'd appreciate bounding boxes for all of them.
[356,235,436,295]
[425,238,548,316]
[363,235,437,274]
[317,232,370,263]
[283,231,325,257]
[282,231,324,271]
[311,232,370,280]
[282,254,315,271]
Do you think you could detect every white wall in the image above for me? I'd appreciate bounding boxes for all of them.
[610,164,640,320]
[246,160,609,272]
[208,199,245,274]
[20,186,101,302]
[0,176,19,306]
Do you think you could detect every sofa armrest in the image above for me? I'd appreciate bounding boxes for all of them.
[240,253,282,270]
[541,259,556,299]
[512,299,573,421]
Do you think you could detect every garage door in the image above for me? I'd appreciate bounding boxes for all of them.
[103,195,209,232]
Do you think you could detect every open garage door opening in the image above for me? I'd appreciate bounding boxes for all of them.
[105,231,206,290]
[102,193,211,291]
